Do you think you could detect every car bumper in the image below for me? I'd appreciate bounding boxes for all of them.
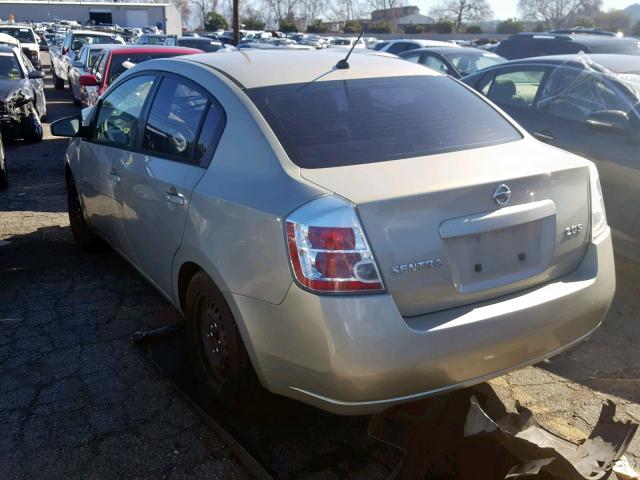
[230,230,615,415]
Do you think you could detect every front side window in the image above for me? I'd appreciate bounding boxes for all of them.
[402,52,422,63]
[485,69,546,108]
[445,52,506,76]
[0,52,23,79]
[94,75,155,147]
[142,77,210,163]
[248,75,522,169]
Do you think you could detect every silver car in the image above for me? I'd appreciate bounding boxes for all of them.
[52,50,615,415]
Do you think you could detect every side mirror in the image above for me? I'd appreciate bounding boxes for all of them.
[586,110,630,135]
[51,115,84,137]
[79,74,98,87]
[28,69,45,79]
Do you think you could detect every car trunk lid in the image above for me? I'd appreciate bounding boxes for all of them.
[300,140,591,317]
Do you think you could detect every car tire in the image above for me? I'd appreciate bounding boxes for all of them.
[0,136,7,190]
[185,271,258,409]
[67,175,104,250]
[53,68,64,90]
[20,108,43,143]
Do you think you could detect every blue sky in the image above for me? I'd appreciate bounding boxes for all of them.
[413,0,636,20]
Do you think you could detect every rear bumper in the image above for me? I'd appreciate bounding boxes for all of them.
[230,231,615,415]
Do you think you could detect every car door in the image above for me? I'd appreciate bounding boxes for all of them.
[77,74,157,248]
[114,74,226,295]
[532,69,640,258]
[478,65,550,131]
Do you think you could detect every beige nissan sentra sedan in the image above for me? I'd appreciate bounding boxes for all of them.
[51,49,615,415]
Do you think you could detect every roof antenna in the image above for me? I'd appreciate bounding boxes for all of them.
[336,31,364,70]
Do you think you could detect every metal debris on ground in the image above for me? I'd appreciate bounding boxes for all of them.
[464,395,638,480]
[613,456,640,480]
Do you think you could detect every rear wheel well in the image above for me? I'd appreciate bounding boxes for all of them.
[178,261,203,313]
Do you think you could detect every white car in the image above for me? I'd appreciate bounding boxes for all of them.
[52,29,124,90]
[373,38,458,55]
[0,25,40,66]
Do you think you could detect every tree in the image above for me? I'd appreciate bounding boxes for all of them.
[343,20,363,32]
[306,18,328,32]
[205,11,228,30]
[433,20,454,33]
[328,0,367,21]
[404,24,425,33]
[366,22,391,33]
[279,17,298,32]
[497,18,524,34]
[263,0,302,24]
[595,9,631,33]
[518,0,602,29]
[430,0,492,33]
[242,16,266,30]
[634,21,640,36]
[466,25,483,33]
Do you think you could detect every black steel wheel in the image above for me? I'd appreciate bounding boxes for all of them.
[67,175,104,250]
[185,271,257,408]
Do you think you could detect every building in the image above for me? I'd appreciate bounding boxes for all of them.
[0,1,182,34]
[371,5,434,27]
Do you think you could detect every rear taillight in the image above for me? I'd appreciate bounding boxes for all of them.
[589,163,608,240]
[286,196,384,293]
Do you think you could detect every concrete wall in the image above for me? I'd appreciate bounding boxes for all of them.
[0,2,182,34]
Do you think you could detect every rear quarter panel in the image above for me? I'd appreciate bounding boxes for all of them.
[160,59,326,307]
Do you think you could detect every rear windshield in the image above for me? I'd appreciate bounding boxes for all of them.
[247,75,522,169]
[108,52,185,84]
[0,27,36,43]
[73,34,122,50]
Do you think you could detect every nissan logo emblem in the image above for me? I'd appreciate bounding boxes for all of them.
[493,184,512,206]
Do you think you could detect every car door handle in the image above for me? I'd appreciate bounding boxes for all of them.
[109,169,121,183]
[164,188,185,206]
[533,130,555,142]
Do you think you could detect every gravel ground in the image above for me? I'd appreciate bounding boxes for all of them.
[1,55,638,478]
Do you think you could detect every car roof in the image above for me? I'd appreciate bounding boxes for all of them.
[175,49,439,89]
[402,46,499,56]
[490,53,640,74]
[388,38,458,47]
[505,32,639,48]
[178,37,220,43]
[70,30,117,37]
[104,45,201,55]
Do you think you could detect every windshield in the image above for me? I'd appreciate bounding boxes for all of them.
[444,52,506,75]
[332,39,351,46]
[72,34,123,50]
[0,27,36,43]
[0,51,23,79]
[247,75,521,168]
[373,41,388,51]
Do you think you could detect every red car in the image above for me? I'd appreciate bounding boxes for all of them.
[79,45,202,107]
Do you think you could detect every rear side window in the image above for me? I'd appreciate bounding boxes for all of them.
[248,75,522,169]
[143,76,224,165]
[486,70,546,108]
